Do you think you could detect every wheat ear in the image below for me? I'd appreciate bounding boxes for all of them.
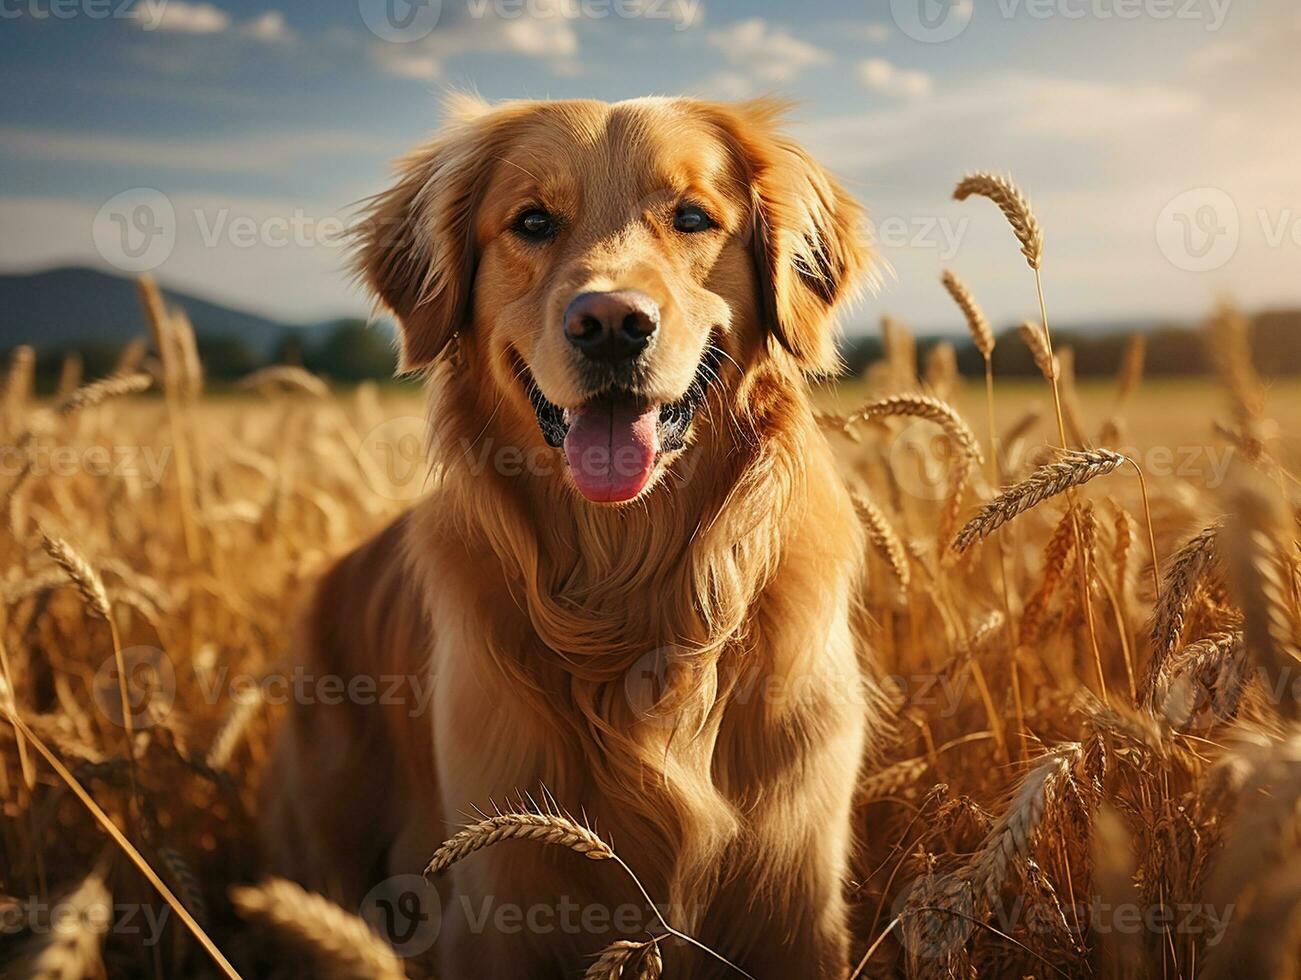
[426,812,616,876]
[847,394,984,546]
[237,365,331,399]
[39,529,110,619]
[846,395,983,463]
[10,871,112,979]
[39,526,143,817]
[851,492,910,590]
[1206,302,1265,433]
[585,938,664,980]
[1140,520,1223,705]
[231,878,406,980]
[426,809,753,978]
[967,744,1083,905]
[1019,508,1077,645]
[1223,471,1301,719]
[941,269,994,357]
[952,449,1127,552]
[137,274,200,561]
[954,172,1043,270]
[1019,320,1058,381]
[55,372,153,417]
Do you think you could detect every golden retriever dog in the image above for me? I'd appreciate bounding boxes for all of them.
[262,94,878,978]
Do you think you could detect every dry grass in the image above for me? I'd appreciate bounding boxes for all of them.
[1,182,1300,978]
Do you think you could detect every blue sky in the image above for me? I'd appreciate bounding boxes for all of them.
[1,0,1297,334]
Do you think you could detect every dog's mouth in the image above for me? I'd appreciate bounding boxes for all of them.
[525,345,722,504]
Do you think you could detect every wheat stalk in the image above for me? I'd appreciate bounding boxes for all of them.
[1141,520,1223,704]
[1019,320,1058,381]
[967,743,1083,905]
[1116,333,1146,405]
[1020,508,1077,645]
[1155,631,1248,730]
[847,395,983,463]
[54,350,84,400]
[881,315,917,391]
[237,366,331,399]
[39,529,110,619]
[55,372,153,418]
[425,809,752,978]
[847,395,983,549]
[1223,470,1301,719]
[2,344,35,434]
[0,708,241,978]
[952,449,1127,552]
[137,274,200,561]
[157,845,209,928]
[852,492,910,590]
[923,342,958,401]
[1206,302,1265,432]
[953,172,1043,270]
[427,811,615,876]
[39,526,144,819]
[1090,805,1144,978]
[206,690,265,770]
[231,877,405,980]
[857,756,931,803]
[941,270,994,357]
[171,308,205,401]
[112,336,148,376]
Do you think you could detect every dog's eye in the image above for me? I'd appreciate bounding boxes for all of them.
[512,207,557,241]
[673,202,715,234]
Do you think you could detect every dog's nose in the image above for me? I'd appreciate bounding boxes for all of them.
[563,290,659,362]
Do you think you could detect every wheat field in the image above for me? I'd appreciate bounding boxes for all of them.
[2,181,1300,979]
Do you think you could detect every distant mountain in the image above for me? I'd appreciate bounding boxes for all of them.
[0,266,337,357]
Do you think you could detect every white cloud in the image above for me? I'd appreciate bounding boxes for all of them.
[500,16,580,58]
[705,18,830,84]
[373,51,442,80]
[243,11,295,43]
[132,3,294,45]
[368,1,583,81]
[858,58,933,99]
[621,0,704,28]
[856,22,891,43]
[697,71,754,99]
[135,1,229,34]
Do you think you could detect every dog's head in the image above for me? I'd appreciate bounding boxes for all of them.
[356,96,869,504]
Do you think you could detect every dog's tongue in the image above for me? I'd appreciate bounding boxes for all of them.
[563,397,659,503]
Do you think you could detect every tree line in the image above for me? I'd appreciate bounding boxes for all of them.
[13,309,1300,389]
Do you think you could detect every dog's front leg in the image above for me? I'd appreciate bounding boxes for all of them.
[699,629,868,978]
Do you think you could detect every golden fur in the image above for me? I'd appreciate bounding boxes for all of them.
[262,95,878,978]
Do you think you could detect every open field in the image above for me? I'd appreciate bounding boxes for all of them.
[0,293,1299,979]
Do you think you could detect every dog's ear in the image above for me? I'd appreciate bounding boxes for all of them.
[707,99,872,375]
[353,97,497,373]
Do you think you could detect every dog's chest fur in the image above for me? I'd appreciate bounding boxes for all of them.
[405,459,867,917]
